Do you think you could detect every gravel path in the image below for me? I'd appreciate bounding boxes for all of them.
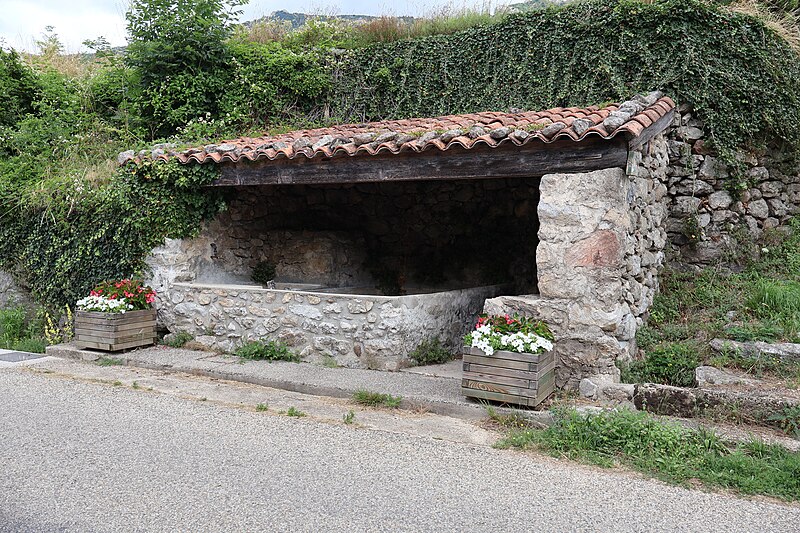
[1,368,798,532]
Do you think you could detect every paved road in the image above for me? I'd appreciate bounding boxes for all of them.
[1,368,798,532]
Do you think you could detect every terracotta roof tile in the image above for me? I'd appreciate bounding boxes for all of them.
[121,93,675,166]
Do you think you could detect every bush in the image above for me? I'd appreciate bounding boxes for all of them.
[620,341,701,387]
[235,339,300,362]
[408,337,453,366]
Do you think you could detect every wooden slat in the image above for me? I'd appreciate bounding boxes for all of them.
[461,370,532,389]
[77,338,155,351]
[464,346,544,364]
[461,387,530,407]
[215,137,629,187]
[462,354,533,371]
[628,109,674,150]
[75,331,155,345]
[463,362,540,380]
[461,378,542,399]
[74,321,156,333]
[75,310,156,326]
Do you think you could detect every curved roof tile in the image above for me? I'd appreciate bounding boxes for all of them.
[121,93,674,166]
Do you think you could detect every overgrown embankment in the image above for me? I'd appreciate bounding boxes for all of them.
[1,0,800,313]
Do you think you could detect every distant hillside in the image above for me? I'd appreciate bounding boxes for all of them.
[243,10,415,29]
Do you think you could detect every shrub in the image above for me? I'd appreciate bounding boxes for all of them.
[235,339,300,362]
[621,341,701,387]
[409,337,453,366]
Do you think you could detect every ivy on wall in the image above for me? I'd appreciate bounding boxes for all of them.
[0,161,222,307]
[329,0,800,160]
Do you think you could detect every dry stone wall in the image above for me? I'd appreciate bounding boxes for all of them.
[486,133,670,389]
[0,270,31,308]
[665,106,800,264]
[162,282,503,370]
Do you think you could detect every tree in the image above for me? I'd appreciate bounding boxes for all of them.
[125,0,247,137]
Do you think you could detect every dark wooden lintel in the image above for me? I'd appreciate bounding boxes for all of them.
[213,137,629,187]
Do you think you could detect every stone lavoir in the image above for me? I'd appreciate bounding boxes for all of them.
[139,92,676,387]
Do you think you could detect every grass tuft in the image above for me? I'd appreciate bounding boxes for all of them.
[352,390,402,408]
[235,340,300,362]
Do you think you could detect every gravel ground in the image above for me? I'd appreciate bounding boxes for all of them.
[1,367,799,532]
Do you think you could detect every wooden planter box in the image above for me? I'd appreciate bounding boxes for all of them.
[461,346,556,407]
[74,309,157,351]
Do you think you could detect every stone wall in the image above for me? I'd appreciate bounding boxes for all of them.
[665,106,800,264]
[146,179,540,298]
[0,270,31,309]
[162,282,503,370]
[486,133,670,389]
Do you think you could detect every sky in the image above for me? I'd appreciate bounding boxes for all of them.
[0,0,519,53]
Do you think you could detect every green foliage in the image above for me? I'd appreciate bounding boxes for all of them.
[330,0,800,162]
[498,408,800,500]
[0,49,42,128]
[767,406,800,438]
[250,261,276,286]
[638,217,800,385]
[0,161,223,308]
[620,341,701,386]
[352,390,403,408]
[342,410,356,424]
[234,339,300,362]
[0,305,46,353]
[285,406,306,417]
[163,331,194,348]
[125,0,246,137]
[408,337,453,366]
[255,402,269,412]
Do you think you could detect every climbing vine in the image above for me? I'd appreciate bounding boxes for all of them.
[329,0,800,160]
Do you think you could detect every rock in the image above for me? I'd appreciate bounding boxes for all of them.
[676,126,703,141]
[579,378,600,399]
[117,150,135,165]
[541,122,567,137]
[767,198,788,218]
[601,383,635,402]
[352,132,375,146]
[695,366,756,387]
[709,338,800,361]
[760,181,784,198]
[374,132,397,144]
[489,127,511,140]
[708,191,732,210]
[673,196,702,215]
[748,198,770,219]
[467,125,486,139]
[692,139,712,155]
[292,137,313,151]
[572,118,594,136]
[633,383,699,417]
[698,156,724,180]
[439,129,463,143]
[311,135,334,151]
[747,166,770,182]
[193,335,218,350]
[675,179,713,196]
[216,143,237,153]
